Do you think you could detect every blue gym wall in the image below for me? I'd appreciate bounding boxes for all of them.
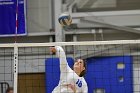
[45,56,133,93]
[85,56,133,93]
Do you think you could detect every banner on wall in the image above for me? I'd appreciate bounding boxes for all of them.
[0,0,27,37]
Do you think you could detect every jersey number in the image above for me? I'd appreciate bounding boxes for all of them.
[76,79,82,87]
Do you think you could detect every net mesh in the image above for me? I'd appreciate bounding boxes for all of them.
[0,48,13,93]
[0,40,140,93]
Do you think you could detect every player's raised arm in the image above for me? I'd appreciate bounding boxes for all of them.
[50,46,72,75]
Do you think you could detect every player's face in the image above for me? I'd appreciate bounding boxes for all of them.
[73,59,85,73]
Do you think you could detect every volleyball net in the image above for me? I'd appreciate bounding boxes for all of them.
[0,40,140,93]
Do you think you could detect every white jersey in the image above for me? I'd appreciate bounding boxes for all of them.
[52,46,88,93]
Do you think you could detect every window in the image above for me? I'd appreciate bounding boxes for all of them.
[117,62,125,69]
[119,76,124,82]
[94,89,105,93]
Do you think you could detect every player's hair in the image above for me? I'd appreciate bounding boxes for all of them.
[6,87,13,93]
[79,59,86,77]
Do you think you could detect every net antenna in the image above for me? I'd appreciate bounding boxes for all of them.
[15,0,18,43]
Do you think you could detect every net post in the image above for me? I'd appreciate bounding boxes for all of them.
[14,44,18,93]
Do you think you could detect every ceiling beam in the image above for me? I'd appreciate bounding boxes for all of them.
[72,10,140,17]
[81,17,140,34]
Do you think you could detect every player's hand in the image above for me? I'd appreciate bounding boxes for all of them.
[50,47,56,54]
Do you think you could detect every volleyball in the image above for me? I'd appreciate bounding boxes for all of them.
[58,12,72,26]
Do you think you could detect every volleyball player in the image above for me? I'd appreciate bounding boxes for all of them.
[50,46,88,93]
